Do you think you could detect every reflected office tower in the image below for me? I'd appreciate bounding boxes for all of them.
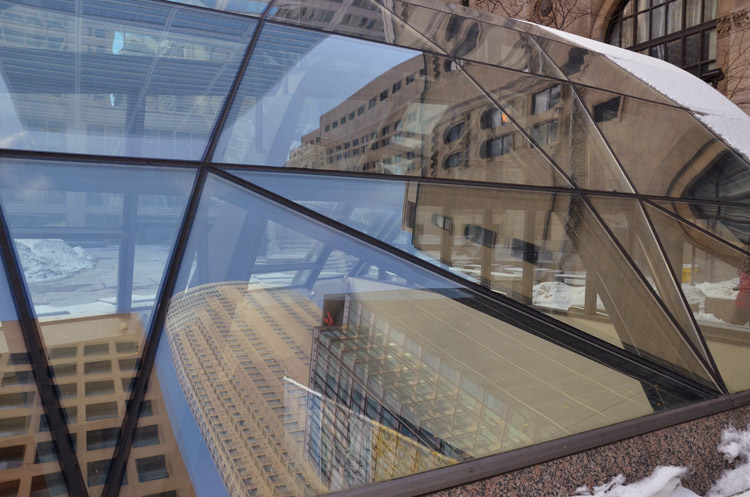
[165,283,327,497]
[0,314,194,497]
[164,282,455,497]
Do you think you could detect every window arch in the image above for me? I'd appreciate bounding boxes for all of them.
[605,0,719,82]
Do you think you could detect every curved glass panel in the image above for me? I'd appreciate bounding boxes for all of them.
[0,255,71,497]
[117,172,708,497]
[578,86,750,202]
[268,0,440,52]
[463,62,632,192]
[533,36,675,104]
[380,0,563,77]
[230,170,714,386]
[645,203,750,392]
[0,0,256,159]
[214,23,568,187]
[652,199,750,253]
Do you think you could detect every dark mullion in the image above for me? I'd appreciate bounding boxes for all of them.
[580,194,724,390]
[645,199,750,259]
[638,199,727,392]
[210,166,719,398]
[100,169,208,497]
[0,148,747,210]
[201,16,266,163]
[0,203,89,496]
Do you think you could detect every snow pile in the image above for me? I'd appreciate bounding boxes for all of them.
[15,239,94,283]
[682,285,708,306]
[694,312,726,324]
[696,280,739,300]
[533,281,605,311]
[706,426,750,497]
[531,25,750,162]
[572,467,697,497]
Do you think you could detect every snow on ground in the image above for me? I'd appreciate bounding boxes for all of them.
[533,281,604,311]
[15,238,94,283]
[696,280,739,300]
[530,24,750,162]
[571,426,750,497]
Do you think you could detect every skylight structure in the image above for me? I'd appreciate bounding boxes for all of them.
[0,0,749,496]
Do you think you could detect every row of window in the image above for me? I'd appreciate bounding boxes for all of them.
[321,71,425,134]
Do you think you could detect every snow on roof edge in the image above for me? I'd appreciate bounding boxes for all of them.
[522,22,750,163]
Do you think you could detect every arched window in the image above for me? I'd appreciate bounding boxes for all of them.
[605,0,718,82]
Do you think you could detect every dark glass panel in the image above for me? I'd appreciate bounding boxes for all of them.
[0,0,256,159]
[133,172,702,496]
[0,255,70,495]
[578,86,750,202]
[533,36,675,105]
[380,0,562,76]
[231,170,713,386]
[214,23,568,187]
[685,0,702,27]
[645,203,750,392]
[589,196,709,359]
[464,63,632,192]
[268,0,439,51]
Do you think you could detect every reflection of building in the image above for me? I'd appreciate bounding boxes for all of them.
[164,282,456,497]
[165,282,325,497]
[0,314,194,497]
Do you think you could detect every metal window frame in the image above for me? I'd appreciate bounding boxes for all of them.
[0,0,747,496]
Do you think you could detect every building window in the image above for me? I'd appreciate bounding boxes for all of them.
[480,135,512,158]
[442,151,464,169]
[531,85,561,114]
[480,109,507,129]
[136,455,169,482]
[444,122,465,143]
[606,0,717,80]
[393,81,402,93]
[530,121,559,145]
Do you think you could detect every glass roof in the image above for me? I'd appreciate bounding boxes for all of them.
[0,0,748,496]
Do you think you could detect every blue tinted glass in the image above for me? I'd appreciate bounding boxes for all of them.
[214,23,568,187]
[132,172,706,496]
[0,0,256,159]
[0,159,195,322]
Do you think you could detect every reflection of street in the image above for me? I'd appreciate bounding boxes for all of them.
[22,244,171,315]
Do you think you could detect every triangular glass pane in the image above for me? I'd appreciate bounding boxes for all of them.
[533,36,675,105]
[578,86,750,202]
[652,199,750,253]
[378,0,562,77]
[230,169,714,387]
[213,22,569,188]
[130,171,704,496]
[463,62,632,192]
[0,0,257,159]
[0,255,72,496]
[645,203,750,392]
[0,158,195,496]
[589,196,709,361]
[268,0,441,52]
